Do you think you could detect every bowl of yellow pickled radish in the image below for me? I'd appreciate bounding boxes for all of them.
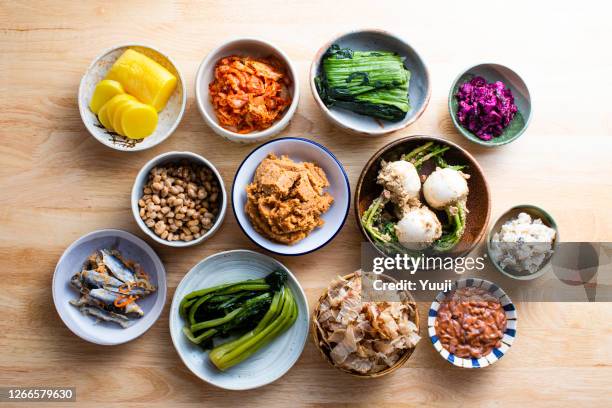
[79,44,186,151]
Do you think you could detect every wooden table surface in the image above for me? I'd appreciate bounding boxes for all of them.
[1,1,611,406]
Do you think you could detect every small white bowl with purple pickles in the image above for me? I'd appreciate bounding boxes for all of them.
[448,63,532,147]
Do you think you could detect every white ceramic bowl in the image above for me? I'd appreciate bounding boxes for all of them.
[131,151,227,247]
[232,137,350,255]
[195,38,299,144]
[52,229,167,345]
[310,29,430,136]
[78,43,186,152]
[169,249,309,390]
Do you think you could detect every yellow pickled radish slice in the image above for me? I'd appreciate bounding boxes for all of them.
[97,102,113,132]
[121,103,158,139]
[105,49,177,112]
[89,79,124,114]
[112,99,139,136]
[105,94,135,132]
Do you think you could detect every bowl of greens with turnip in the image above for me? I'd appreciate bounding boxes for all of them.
[310,29,430,136]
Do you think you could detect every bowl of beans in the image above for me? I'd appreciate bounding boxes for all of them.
[428,278,517,368]
[131,151,227,247]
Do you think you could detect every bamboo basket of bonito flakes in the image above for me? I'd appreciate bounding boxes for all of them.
[312,271,421,378]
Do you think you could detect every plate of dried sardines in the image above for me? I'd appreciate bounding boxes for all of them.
[53,229,167,345]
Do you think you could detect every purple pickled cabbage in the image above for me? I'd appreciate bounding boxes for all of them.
[455,76,518,141]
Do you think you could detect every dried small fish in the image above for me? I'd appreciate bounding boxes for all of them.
[89,288,144,317]
[75,305,131,329]
[100,249,136,283]
[69,248,156,328]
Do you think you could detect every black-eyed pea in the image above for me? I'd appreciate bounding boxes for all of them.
[179,232,186,240]
[175,213,185,220]
[151,182,163,192]
[184,234,194,242]
[168,217,175,225]
[178,193,186,200]
[145,219,155,228]
[144,187,152,195]
[187,219,199,227]
[161,230,169,240]
[194,232,201,239]
[179,206,188,214]
[161,206,170,215]
[169,186,180,195]
[138,199,145,207]
[167,211,175,218]
[174,198,184,207]
[169,224,178,232]
[167,196,175,206]
[152,194,161,204]
[186,209,195,218]
[175,220,183,228]
[189,225,200,234]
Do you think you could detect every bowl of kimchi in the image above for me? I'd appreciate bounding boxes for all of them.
[196,38,299,144]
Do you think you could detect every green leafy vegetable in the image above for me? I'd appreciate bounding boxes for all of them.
[179,270,297,370]
[316,44,411,122]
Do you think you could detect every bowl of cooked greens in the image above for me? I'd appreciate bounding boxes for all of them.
[169,249,309,390]
[310,29,430,136]
[355,136,491,258]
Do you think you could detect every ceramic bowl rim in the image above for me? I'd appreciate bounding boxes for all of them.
[486,204,559,280]
[427,278,517,368]
[231,137,350,256]
[168,249,310,390]
[195,37,300,143]
[447,62,532,147]
[78,43,187,152]
[354,134,491,258]
[131,151,227,247]
[309,28,431,136]
[52,228,167,345]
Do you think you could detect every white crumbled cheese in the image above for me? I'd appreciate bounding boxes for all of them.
[490,212,556,274]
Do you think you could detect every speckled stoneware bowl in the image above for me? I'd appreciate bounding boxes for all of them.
[169,250,309,390]
[310,29,430,136]
[355,135,491,259]
[449,63,532,147]
[428,278,517,368]
[487,205,559,280]
[78,44,186,152]
[195,38,299,144]
[52,229,167,345]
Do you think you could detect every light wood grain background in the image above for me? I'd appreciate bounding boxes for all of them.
[1,1,611,406]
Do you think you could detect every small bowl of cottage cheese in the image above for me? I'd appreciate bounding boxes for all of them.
[487,205,559,280]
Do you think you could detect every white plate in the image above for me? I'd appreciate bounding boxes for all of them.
[169,250,309,390]
[78,43,186,151]
[52,229,167,345]
[232,137,350,255]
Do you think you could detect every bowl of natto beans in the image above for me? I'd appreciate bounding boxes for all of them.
[131,151,227,247]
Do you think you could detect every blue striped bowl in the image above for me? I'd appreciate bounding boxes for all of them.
[428,278,517,368]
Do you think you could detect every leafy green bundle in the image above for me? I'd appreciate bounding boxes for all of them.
[179,270,297,371]
[315,45,411,122]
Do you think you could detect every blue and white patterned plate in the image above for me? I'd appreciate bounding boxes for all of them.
[428,278,517,368]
